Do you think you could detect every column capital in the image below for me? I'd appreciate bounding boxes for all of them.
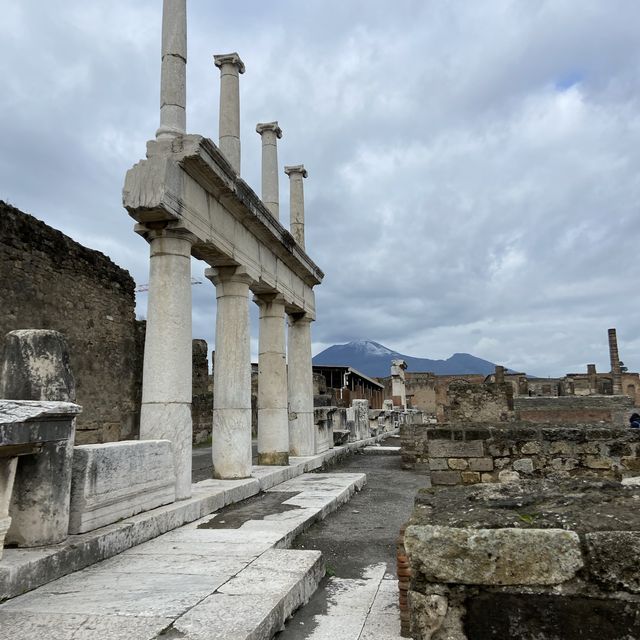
[256,121,283,139]
[287,311,314,325]
[134,222,197,245]
[205,265,255,288]
[253,292,286,306]
[214,52,245,74]
[284,164,308,179]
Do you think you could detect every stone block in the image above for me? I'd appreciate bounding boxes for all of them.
[621,457,640,472]
[448,458,468,470]
[461,471,481,485]
[405,524,583,586]
[513,458,534,474]
[585,456,612,470]
[430,471,461,486]
[428,458,449,471]
[469,457,494,472]
[498,470,521,483]
[69,440,176,534]
[549,441,574,455]
[520,441,541,455]
[585,531,640,593]
[428,440,484,458]
[481,473,496,483]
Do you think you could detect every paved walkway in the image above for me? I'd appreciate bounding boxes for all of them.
[0,473,365,640]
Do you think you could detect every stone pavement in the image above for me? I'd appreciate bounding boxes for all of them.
[0,473,365,640]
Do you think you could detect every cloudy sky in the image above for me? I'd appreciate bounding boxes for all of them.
[2,0,640,377]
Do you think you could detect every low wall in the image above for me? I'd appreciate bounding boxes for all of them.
[404,478,640,639]
[401,422,640,485]
[514,395,633,426]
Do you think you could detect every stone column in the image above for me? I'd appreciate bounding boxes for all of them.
[156,0,187,140]
[207,266,254,478]
[285,165,308,247]
[587,364,597,394]
[139,228,194,500]
[391,359,408,409]
[256,122,283,219]
[608,328,623,395]
[288,313,315,456]
[214,53,245,174]
[255,294,289,465]
[495,366,505,385]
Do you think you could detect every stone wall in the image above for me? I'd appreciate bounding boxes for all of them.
[443,380,514,423]
[0,202,142,444]
[404,478,640,639]
[401,422,640,485]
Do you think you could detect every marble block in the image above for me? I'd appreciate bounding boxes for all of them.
[69,440,176,534]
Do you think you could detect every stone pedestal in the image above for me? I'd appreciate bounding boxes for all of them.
[288,313,315,456]
[139,229,194,500]
[255,294,289,466]
[214,53,245,174]
[1,400,80,548]
[207,267,254,478]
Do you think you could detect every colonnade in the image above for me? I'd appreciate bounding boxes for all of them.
[138,0,318,499]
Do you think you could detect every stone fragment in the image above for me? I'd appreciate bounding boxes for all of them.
[520,441,541,455]
[447,458,468,470]
[461,471,481,485]
[469,457,493,472]
[586,456,612,470]
[405,524,583,585]
[498,470,520,483]
[408,591,448,639]
[69,440,177,534]
[513,458,534,474]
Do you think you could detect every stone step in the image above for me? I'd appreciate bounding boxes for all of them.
[0,472,366,639]
[362,445,401,455]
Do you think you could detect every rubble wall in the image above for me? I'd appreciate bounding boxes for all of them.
[400,422,640,485]
[0,201,141,444]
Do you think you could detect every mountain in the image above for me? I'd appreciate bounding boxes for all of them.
[312,340,502,378]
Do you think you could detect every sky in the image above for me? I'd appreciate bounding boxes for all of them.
[1,0,640,377]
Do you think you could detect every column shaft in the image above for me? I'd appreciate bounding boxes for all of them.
[256,295,289,465]
[157,0,187,140]
[285,165,308,248]
[288,314,315,456]
[256,122,282,220]
[140,232,193,500]
[208,267,253,478]
[608,328,623,395]
[215,54,245,174]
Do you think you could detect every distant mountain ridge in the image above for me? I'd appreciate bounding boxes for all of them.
[312,340,501,378]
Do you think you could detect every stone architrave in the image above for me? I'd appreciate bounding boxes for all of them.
[285,165,308,248]
[214,52,245,174]
[207,266,254,479]
[138,227,195,501]
[156,0,187,140]
[288,313,315,456]
[256,122,283,220]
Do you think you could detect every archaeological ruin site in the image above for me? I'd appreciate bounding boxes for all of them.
[1,2,639,639]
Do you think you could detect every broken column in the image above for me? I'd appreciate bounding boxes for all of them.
[0,330,78,547]
[138,228,194,500]
[495,365,505,385]
[256,122,283,219]
[214,52,245,174]
[288,313,315,456]
[207,266,254,478]
[608,328,623,395]
[587,363,598,394]
[156,0,187,140]
[284,165,308,247]
[391,359,408,409]
[255,294,289,465]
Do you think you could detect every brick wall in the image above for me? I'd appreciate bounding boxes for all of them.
[514,395,633,426]
[0,201,142,444]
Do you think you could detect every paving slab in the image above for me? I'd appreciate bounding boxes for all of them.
[0,472,365,639]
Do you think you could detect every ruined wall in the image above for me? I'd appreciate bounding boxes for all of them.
[443,380,514,423]
[514,395,633,426]
[404,373,436,414]
[400,422,640,485]
[191,340,213,444]
[0,202,141,444]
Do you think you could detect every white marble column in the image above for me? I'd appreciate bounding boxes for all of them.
[256,122,283,220]
[139,228,194,500]
[288,313,315,456]
[284,164,308,247]
[0,458,18,559]
[157,0,187,140]
[255,294,289,465]
[207,266,254,478]
[214,53,245,174]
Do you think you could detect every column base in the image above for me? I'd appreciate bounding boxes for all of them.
[257,451,289,466]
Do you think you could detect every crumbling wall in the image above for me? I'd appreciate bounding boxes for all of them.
[0,201,141,444]
[443,380,514,423]
[401,422,640,485]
